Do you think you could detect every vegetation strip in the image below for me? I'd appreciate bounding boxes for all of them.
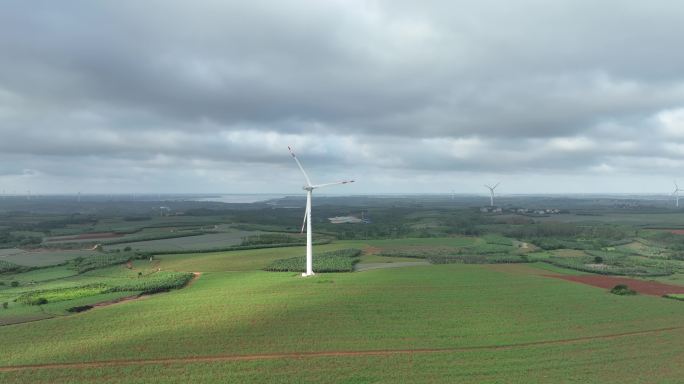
[1,325,682,372]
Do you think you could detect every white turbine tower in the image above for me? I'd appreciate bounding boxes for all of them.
[673,181,682,208]
[288,146,354,277]
[484,182,500,207]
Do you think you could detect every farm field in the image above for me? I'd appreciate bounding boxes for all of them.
[1,261,684,382]
[103,229,265,252]
[0,248,99,267]
[3,198,684,382]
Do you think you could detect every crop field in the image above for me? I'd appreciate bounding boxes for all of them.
[0,248,99,267]
[4,199,684,382]
[264,248,362,272]
[48,216,230,237]
[0,258,194,326]
[155,242,358,272]
[103,229,265,252]
[1,261,684,382]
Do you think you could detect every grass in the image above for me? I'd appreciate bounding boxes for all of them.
[2,234,684,382]
[1,264,684,382]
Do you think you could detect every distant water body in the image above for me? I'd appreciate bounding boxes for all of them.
[193,194,285,204]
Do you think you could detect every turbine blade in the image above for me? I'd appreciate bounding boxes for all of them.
[300,206,308,233]
[311,180,355,189]
[288,146,312,187]
[493,182,500,189]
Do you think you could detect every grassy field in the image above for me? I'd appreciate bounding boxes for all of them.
[2,230,684,382]
[1,250,684,382]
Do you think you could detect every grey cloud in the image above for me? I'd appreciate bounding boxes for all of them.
[1,0,684,193]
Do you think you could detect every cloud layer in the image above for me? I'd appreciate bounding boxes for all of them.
[1,0,684,194]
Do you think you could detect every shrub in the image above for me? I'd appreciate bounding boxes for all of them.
[2,302,8,309]
[594,256,603,264]
[124,246,132,251]
[67,305,93,313]
[10,281,19,287]
[610,284,636,296]
[35,297,48,305]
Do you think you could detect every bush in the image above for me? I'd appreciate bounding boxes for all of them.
[594,256,603,264]
[66,305,93,313]
[35,297,48,305]
[610,284,636,295]
[124,246,132,251]
[10,281,19,287]
[2,302,8,309]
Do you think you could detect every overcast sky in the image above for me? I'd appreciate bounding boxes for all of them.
[1,1,684,195]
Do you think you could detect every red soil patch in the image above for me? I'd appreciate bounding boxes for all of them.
[363,246,383,254]
[667,229,684,235]
[548,275,684,296]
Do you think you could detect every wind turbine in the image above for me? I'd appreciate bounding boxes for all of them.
[288,146,354,277]
[484,182,500,207]
[673,181,682,208]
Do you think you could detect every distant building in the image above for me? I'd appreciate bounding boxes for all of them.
[328,216,364,224]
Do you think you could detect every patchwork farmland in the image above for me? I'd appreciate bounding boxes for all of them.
[2,196,684,382]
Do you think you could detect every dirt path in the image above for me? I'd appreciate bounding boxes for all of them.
[1,325,682,372]
[186,272,202,287]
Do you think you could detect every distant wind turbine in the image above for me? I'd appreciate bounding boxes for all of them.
[288,146,354,277]
[484,182,500,207]
[673,181,682,208]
